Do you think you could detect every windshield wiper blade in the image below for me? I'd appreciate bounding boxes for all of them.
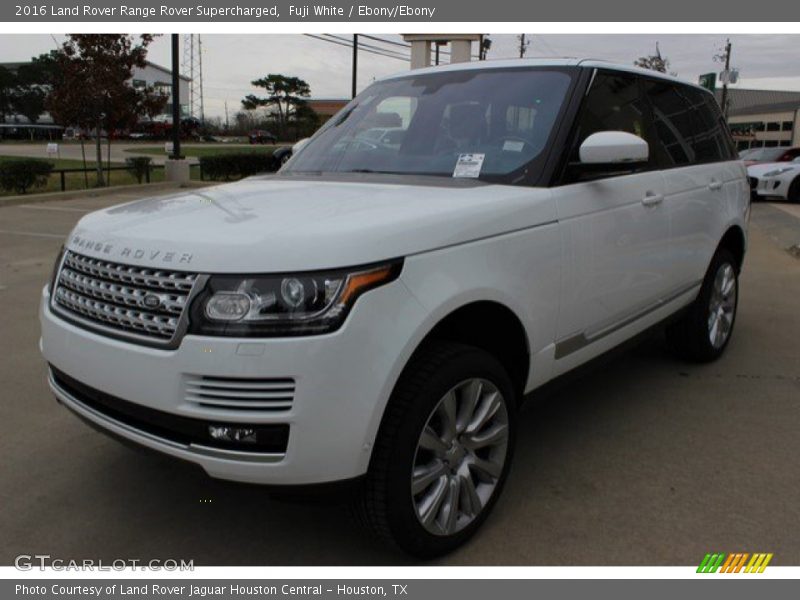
[345,169,399,174]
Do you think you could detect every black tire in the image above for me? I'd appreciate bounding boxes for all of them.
[788,176,800,204]
[666,247,739,362]
[354,341,517,558]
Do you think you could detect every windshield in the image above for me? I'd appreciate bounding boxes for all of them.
[284,67,575,185]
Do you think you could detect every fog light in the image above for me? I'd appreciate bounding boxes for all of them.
[208,425,257,443]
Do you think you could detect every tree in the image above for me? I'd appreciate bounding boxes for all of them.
[9,54,58,129]
[46,34,168,187]
[0,66,16,122]
[241,74,311,139]
[634,43,675,76]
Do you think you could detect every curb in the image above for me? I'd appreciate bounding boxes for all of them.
[0,180,213,209]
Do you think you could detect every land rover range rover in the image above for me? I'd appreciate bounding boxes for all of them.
[40,59,749,556]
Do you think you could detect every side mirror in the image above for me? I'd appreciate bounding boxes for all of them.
[579,131,649,165]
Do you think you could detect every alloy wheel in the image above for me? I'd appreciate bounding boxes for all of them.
[411,378,509,536]
[708,262,737,349]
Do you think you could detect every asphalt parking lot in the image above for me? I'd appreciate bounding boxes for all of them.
[1,189,799,566]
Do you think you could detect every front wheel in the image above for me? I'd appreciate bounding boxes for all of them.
[355,342,517,557]
[666,248,739,362]
[788,176,800,203]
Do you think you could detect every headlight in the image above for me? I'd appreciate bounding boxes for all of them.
[49,246,65,293]
[763,167,795,177]
[189,260,402,337]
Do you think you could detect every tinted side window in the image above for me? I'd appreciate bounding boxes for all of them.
[683,87,736,162]
[646,82,736,166]
[645,81,696,167]
[566,72,656,181]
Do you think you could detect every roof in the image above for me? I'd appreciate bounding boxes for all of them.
[0,60,190,82]
[716,88,800,116]
[379,57,709,93]
[141,61,191,82]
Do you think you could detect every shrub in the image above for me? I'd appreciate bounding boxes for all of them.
[199,153,275,181]
[125,156,153,184]
[0,159,54,194]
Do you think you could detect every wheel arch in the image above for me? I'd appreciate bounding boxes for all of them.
[717,224,747,273]
[397,299,531,399]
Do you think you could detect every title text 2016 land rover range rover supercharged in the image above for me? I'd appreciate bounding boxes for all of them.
[41,59,749,556]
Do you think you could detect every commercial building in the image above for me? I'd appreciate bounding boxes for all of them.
[0,60,190,126]
[718,88,800,151]
[306,99,348,124]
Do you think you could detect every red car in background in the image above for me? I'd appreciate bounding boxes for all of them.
[740,146,800,167]
[249,129,277,144]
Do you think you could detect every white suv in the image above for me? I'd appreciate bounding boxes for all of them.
[40,59,749,557]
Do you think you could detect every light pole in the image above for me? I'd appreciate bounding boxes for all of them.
[171,33,182,160]
[351,34,358,99]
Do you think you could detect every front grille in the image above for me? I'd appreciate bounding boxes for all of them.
[185,376,295,412]
[52,251,200,345]
[50,366,290,454]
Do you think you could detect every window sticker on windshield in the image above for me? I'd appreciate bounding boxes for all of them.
[502,140,525,152]
[453,153,485,178]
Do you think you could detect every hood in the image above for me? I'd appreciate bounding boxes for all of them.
[67,176,555,273]
[747,162,799,178]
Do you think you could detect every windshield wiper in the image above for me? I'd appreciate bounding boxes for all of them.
[345,169,400,174]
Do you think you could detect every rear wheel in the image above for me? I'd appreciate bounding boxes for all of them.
[666,248,739,362]
[788,176,800,203]
[355,341,517,557]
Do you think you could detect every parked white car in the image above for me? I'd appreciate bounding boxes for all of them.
[40,59,749,557]
[748,157,800,202]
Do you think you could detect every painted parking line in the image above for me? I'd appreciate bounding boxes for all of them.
[18,204,92,213]
[0,229,66,239]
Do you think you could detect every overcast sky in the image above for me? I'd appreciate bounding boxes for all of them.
[2,33,799,119]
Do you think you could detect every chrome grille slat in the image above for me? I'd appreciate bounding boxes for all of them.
[64,252,197,292]
[59,268,186,315]
[52,251,198,344]
[185,376,296,412]
[186,379,295,391]
[185,386,294,400]
[188,397,294,411]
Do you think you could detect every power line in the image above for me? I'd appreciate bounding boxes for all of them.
[323,34,411,61]
[303,34,409,62]
[360,34,478,60]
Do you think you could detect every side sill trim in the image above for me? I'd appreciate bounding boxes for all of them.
[554,279,702,359]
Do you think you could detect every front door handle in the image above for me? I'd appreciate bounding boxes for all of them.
[641,192,664,207]
[709,179,724,191]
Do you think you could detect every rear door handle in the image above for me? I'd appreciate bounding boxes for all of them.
[709,179,724,191]
[641,192,664,207]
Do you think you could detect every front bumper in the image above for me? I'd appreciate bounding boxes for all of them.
[755,176,791,199]
[40,281,426,485]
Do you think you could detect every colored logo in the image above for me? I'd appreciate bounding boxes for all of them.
[697,553,773,573]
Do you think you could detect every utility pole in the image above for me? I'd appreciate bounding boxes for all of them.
[713,38,733,118]
[720,38,732,119]
[170,33,182,160]
[517,33,530,58]
[351,34,358,99]
[224,100,229,133]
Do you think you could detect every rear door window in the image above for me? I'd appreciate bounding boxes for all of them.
[645,81,736,167]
